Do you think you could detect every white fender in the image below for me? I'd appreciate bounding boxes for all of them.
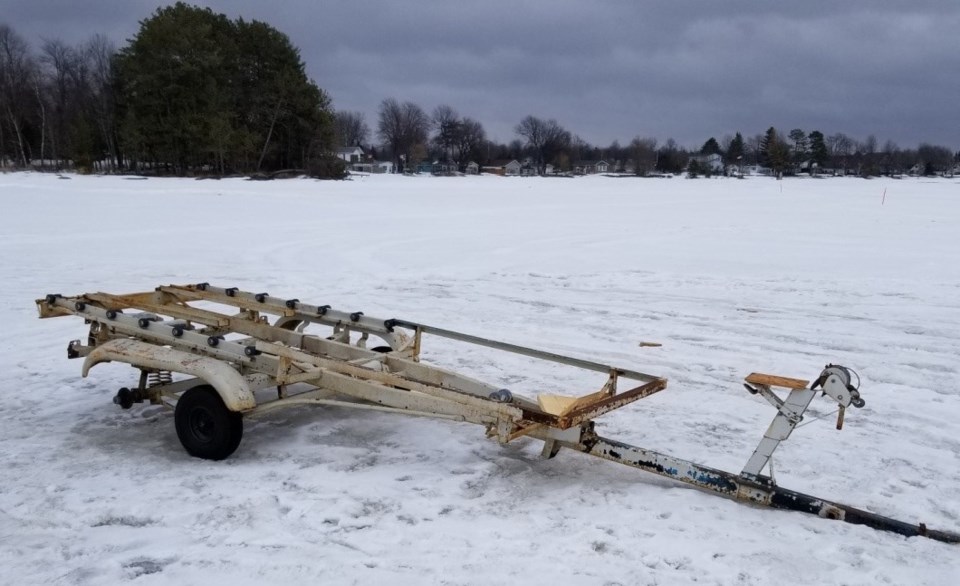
[82,338,256,411]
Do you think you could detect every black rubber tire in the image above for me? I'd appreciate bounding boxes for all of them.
[174,386,243,460]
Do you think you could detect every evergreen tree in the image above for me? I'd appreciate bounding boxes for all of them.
[115,2,336,176]
[760,127,789,176]
[726,132,744,165]
[808,131,828,169]
[700,137,721,155]
[788,128,808,166]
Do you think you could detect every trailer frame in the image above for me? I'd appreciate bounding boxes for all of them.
[36,283,960,544]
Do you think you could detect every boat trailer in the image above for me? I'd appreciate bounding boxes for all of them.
[36,283,960,544]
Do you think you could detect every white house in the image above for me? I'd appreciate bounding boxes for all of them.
[573,160,608,175]
[519,158,538,176]
[336,146,364,164]
[689,153,724,174]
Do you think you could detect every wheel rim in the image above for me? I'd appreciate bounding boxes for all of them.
[188,407,216,444]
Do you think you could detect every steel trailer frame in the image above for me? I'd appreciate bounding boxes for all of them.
[36,283,960,544]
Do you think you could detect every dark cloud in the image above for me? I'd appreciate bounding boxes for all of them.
[4,0,958,147]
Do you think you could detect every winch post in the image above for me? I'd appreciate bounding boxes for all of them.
[740,366,863,479]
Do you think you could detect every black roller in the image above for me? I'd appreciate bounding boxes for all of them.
[114,387,134,409]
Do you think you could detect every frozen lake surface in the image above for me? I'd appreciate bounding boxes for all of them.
[2,171,959,585]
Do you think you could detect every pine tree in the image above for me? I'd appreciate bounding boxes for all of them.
[115,2,336,175]
[727,132,745,167]
[808,131,828,170]
[760,127,789,177]
[788,129,808,166]
[700,137,721,155]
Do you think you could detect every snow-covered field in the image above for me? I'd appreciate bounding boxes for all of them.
[1,171,958,585]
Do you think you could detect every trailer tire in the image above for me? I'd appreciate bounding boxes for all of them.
[175,386,243,460]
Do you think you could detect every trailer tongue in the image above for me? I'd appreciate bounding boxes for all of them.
[37,283,959,544]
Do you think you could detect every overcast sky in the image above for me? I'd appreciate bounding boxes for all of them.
[4,0,959,148]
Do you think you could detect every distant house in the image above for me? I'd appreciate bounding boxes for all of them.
[482,160,507,175]
[688,153,724,174]
[544,163,555,175]
[374,161,395,174]
[519,158,538,176]
[465,161,480,175]
[504,160,522,176]
[336,146,364,164]
[434,161,458,175]
[573,160,609,175]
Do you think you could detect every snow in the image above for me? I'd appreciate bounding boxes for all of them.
[1,171,959,585]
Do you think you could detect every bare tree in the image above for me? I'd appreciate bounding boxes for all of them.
[40,39,78,167]
[515,115,546,169]
[455,117,485,166]
[629,136,657,176]
[431,104,460,161]
[334,110,369,148]
[826,133,854,172]
[515,115,570,174]
[917,143,954,175]
[85,34,117,170]
[858,134,879,176]
[377,98,428,172]
[0,24,35,166]
[880,139,900,175]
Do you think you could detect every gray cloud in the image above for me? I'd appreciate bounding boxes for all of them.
[4,0,958,148]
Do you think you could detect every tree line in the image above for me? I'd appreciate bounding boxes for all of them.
[2,4,957,178]
[356,104,958,177]
[1,3,341,177]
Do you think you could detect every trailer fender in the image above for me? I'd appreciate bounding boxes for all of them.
[82,338,256,411]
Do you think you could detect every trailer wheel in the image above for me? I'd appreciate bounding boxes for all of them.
[175,386,243,460]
